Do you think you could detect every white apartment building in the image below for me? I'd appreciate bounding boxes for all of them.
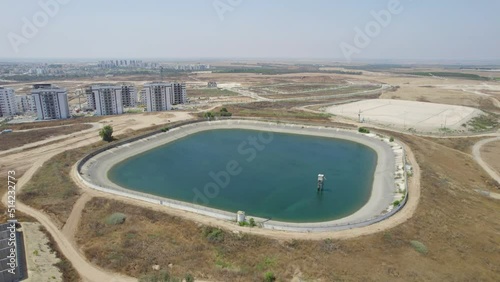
[87,85,124,116]
[15,95,34,113]
[31,84,70,120]
[86,85,136,114]
[144,83,172,112]
[0,87,17,117]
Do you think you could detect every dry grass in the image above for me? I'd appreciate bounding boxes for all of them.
[18,142,105,228]
[0,123,92,151]
[422,136,485,155]
[75,132,500,281]
[188,88,239,97]
[256,85,380,99]
[210,101,333,123]
[0,116,104,130]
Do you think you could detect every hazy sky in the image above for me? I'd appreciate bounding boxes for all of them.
[1,0,499,61]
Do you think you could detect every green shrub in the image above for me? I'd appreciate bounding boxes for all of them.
[105,213,126,225]
[358,127,370,134]
[204,112,215,120]
[264,272,276,282]
[410,240,428,254]
[393,200,401,206]
[238,221,249,227]
[184,273,194,282]
[161,127,170,132]
[99,125,114,142]
[203,227,224,243]
[139,270,176,282]
[249,218,256,227]
[389,137,394,142]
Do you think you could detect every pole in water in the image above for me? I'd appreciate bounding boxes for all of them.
[317,174,326,191]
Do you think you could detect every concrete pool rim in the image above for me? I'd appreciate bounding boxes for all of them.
[76,119,407,232]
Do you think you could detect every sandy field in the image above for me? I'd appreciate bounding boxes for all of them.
[326,99,483,131]
[22,222,62,282]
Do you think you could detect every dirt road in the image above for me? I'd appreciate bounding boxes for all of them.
[472,135,500,185]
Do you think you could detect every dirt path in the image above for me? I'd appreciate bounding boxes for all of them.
[472,136,500,185]
[62,192,92,239]
[17,201,136,282]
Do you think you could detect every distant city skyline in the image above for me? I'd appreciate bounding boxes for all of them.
[1,0,499,62]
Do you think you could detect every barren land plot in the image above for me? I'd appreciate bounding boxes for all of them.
[187,88,239,97]
[0,123,93,151]
[327,99,483,132]
[249,83,381,99]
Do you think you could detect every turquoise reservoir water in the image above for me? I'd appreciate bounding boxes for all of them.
[108,129,377,222]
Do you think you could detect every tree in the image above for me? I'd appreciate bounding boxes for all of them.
[99,125,113,142]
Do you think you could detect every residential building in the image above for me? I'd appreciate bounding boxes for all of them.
[170,82,187,105]
[0,87,17,117]
[31,84,70,120]
[120,85,136,107]
[139,88,146,105]
[144,83,172,112]
[87,85,124,116]
[15,95,34,113]
[85,87,96,110]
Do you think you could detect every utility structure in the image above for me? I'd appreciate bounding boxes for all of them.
[317,174,326,191]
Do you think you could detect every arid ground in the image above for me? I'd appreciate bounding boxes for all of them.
[1,66,499,281]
